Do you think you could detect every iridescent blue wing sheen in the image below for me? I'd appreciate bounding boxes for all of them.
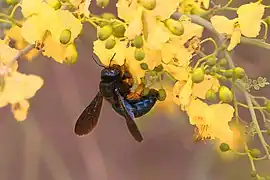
[74,91,103,136]
[114,89,143,142]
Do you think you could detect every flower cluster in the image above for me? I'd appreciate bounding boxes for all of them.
[0,0,270,178]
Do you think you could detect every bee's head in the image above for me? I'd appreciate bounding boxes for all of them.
[101,65,122,81]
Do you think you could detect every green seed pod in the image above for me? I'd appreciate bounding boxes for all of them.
[64,44,78,64]
[233,67,246,79]
[98,24,113,41]
[219,86,233,103]
[250,171,257,178]
[112,22,126,38]
[206,56,217,66]
[192,68,204,83]
[250,148,261,158]
[140,63,148,70]
[158,88,166,101]
[105,39,116,49]
[134,35,144,48]
[142,87,150,96]
[265,100,270,113]
[134,48,145,61]
[96,0,110,8]
[5,0,17,5]
[100,13,116,20]
[223,69,233,78]
[218,58,228,67]
[153,64,163,72]
[47,0,61,10]
[219,143,230,152]
[141,0,156,10]
[164,18,184,36]
[59,29,71,44]
[205,89,217,102]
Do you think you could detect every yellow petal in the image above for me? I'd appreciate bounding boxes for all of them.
[148,0,179,20]
[21,0,44,17]
[125,7,143,39]
[210,15,235,35]
[163,64,190,81]
[192,75,220,99]
[11,100,30,121]
[237,3,264,37]
[172,80,185,105]
[227,27,241,51]
[116,0,138,23]
[0,43,19,64]
[69,0,83,7]
[187,98,209,125]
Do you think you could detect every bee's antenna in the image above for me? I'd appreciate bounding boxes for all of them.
[92,54,106,68]
[109,53,116,67]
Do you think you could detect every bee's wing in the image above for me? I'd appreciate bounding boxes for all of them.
[114,89,143,142]
[74,91,103,136]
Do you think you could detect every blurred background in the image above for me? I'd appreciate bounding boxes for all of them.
[0,0,270,180]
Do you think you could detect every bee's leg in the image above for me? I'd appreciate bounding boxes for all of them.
[126,83,145,100]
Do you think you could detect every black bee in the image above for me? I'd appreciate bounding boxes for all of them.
[74,54,159,142]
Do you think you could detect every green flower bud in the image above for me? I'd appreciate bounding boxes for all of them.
[223,69,233,78]
[112,22,126,38]
[219,143,230,152]
[153,64,163,72]
[59,29,71,44]
[134,48,145,61]
[158,88,166,101]
[205,89,217,102]
[105,39,116,49]
[64,44,78,64]
[250,171,257,178]
[140,63,148,70]
[96,0,110,8]
[265,100,270,113]
[250,148,261,158]
[141,0,156,10]
[164,19,184,36]
[100,13,116,20]
[217,75,228,83]
[134,35,144,48]
[206,56,217,66]
[233,67,245,79]
[218,58,228,67]
[47,0,61,10]
[5,0,17,5]
[142,87,150,96]
[98,25,113,41]
[192,68,204,83]
[219,86,233,103]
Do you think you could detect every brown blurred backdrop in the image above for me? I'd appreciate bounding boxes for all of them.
[0,0,270,180]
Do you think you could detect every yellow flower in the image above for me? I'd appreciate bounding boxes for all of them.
[11,100,30,121]
[21,0,49,17]
[187,99,234,141]
[237,2,264,37]
[211,3,264,51]
[93,39,126,66]
[0,42,19,71]
[0,72,43,107]
[124,7,144,39]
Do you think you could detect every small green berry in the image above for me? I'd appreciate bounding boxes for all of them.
[153,64,163,72]
[100,13,116,20]
[223,69,233,78]
[250,148,261,158]
[192,68,204,83]
[206,56,216,66]
[141,0,156,10]
[158,88,166,101]
[5,0,17,5]
[112,22,126,38]
[219,86,233,103]
[218,58,228,67]
[233,67,246,79]
[164,18,184,36]
[205,89,217,102]
[219,143,230,152]
[105,39,116,49]
[96,0,110,8]
[134,48,145,61]
[140,63,148,70]
[59,29,71,44]
[98,25,113,41]
[134,35,144,48]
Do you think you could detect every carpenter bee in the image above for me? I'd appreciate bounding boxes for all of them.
[74,54,159,142]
